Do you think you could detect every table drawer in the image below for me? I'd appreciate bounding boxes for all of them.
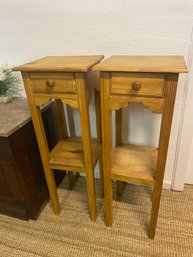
[30,73,76,94]
[111,73,165,97]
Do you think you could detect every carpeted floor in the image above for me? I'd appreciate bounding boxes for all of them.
[0,177,193,257]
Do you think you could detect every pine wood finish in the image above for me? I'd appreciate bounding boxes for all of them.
[93,55,188,73]
[30,73,76,94]
[49,138,100,172]
[115,109,123,196]
[94,56,188,239]
[13,55,104,221]
[112,144,157,186]
[14,56,104,72]
[111,73,165,97]
[94,90,104,191]
[110,95,164,113]
[100,72,113,227]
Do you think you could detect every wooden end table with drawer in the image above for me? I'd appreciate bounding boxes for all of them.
[13,55,104,221]
[93,55,188,238]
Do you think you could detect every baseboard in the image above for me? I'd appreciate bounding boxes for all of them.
[162,181,171,190]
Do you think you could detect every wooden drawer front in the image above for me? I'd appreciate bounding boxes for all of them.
[111,73,165,97]
[30,73,76,94]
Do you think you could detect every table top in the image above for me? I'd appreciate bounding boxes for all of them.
[0,98,50,137]
[0,98,31,137]
[93,55,188,73]
[13,55,104,72]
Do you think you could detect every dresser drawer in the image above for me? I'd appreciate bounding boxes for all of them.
[111,73,165,97]
[30,73,76,94]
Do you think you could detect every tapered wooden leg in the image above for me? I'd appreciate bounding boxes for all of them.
[33,107,60,214]
[115,109,122,145]
[149,74,178,239]
[101,72,113,226]
[76,73,97,221]
[22,74,60,214]
[44,168,60,214]
[115,108,123,196]
[66,104,76,137]
[55,99,68,139]
[55,99,76,186]
[85,168,97,221]
[94,89,103,190]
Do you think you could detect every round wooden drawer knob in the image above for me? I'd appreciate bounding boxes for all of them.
[132,81,141,91]
[45,79,55,87]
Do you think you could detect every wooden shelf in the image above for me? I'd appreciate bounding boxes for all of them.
[111,144,157,186]
[49,137,101,172]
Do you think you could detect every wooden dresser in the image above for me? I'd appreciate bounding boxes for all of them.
[0,98,64,220]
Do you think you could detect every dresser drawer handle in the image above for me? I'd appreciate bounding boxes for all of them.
[45,79,55,87]
[132,81,141,91]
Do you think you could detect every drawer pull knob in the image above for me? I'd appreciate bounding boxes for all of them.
[132,81,141,91]
[45,79,55,87]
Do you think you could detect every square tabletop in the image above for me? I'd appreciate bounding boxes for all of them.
[13,55,104,72]
[93,55,188,73]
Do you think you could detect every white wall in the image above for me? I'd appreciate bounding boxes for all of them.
[1,0,193,189]
[173,39,193,190]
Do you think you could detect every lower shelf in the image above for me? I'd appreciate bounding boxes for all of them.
[49,137,101,172]
[111,144,157,186]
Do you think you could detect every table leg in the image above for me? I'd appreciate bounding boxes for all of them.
[76,73,97,221]
[115,108,123,196]
[94,89,103,191]
[101,72,113,226]
[55,99,77,186]
[149,74,178,239]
